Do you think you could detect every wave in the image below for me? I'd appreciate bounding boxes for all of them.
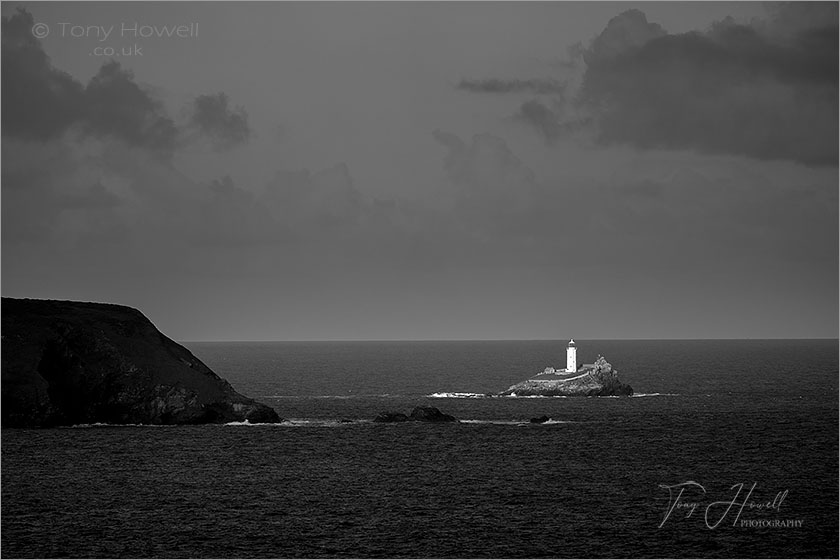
[504,394,567,398]
[259,394,397,399]
[223,420,287,426]
[70,421,296,428]
[460,419,527,425]
[68,419,364,428]
[426,392,491,398]
[66,418,578,429]
[430,392,641,399]
[260,392,667,400]
[427,392,570,399]
[233,418,371,427]
[460,419,575,425]
[227,418,553,427]
[68,419,369,428]
[66,423,175,429]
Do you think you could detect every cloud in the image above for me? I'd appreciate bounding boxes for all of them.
[578,6,838,165]
[0,135,280,257]
[760,1,840,39]
[516,100,563,143]
[457,78,566,95]
[2,8,254,159]
[1,7,277,256]
[451,5,837,166]
[432,130,549,240]
[187,175,288,248]
[186,93,251,151]
[428,127,837,276]
[58,182,122,210]
[0,9,396,266]
[261,163,365,234]
[257,162,425,264]
[1,137,131,245]
[1,9,177,158]
[1,8,84,141]
[582,9,666,66]
[84,61,178,158]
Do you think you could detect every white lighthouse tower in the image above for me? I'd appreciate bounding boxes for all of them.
[566,339,577,373]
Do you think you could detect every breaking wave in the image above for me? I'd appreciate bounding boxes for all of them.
[222,418,578,427]
[460,419,527,425]
[225,418,371,427]
[630,393,680,398]
[260,394,398,399]
[460,419,575,425]
[504,394,568,398]
[426,392,491,398]
[66,423,175,429]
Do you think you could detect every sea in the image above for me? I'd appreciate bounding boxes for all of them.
[2,339,838,558]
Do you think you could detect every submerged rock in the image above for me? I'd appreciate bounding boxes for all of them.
[373,406,458,423]
[1,298,282,427]
[499,356,633,397]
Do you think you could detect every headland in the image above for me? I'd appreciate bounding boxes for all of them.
[1,298,281,427]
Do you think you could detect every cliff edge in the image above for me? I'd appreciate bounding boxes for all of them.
[1,298,282,427]
[499,356,633,397]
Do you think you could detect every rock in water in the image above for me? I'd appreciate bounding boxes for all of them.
[373,407,458,423]
[499,356,633,397]
[530,415,551,424]
[1,298,282,427]
[409,406,458,422]
[373,411,410,423]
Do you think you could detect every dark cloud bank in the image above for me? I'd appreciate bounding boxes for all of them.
[2,8,271,253]
[1,8,431,262]
[582,6,838,165]
[464,3,839,166]
[2,9,249,158]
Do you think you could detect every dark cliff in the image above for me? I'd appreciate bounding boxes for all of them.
[1,298,281,427]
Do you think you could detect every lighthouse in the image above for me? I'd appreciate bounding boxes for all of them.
[566,339,577,373]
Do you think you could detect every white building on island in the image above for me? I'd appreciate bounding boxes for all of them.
[566,339,577,372]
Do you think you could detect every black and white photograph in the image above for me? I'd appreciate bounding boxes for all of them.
[1,1,838,558]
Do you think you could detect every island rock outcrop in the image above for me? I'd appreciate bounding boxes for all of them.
[409,406,458,422]
[2,298,282,427]
[499,356,633,397]
[374,406,458,423]
[373,411,410,423]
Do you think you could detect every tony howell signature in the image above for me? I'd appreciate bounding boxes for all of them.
[658,481,793,529]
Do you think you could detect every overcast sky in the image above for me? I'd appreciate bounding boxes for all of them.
[2,1,837,341]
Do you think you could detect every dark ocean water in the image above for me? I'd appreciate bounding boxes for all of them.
[2,339,838,558]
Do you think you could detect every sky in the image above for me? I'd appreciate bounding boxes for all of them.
[2,1,838,341]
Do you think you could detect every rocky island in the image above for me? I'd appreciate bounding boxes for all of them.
[1,298,282,427]
[499,340,633,397]
[374,406,458,423]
